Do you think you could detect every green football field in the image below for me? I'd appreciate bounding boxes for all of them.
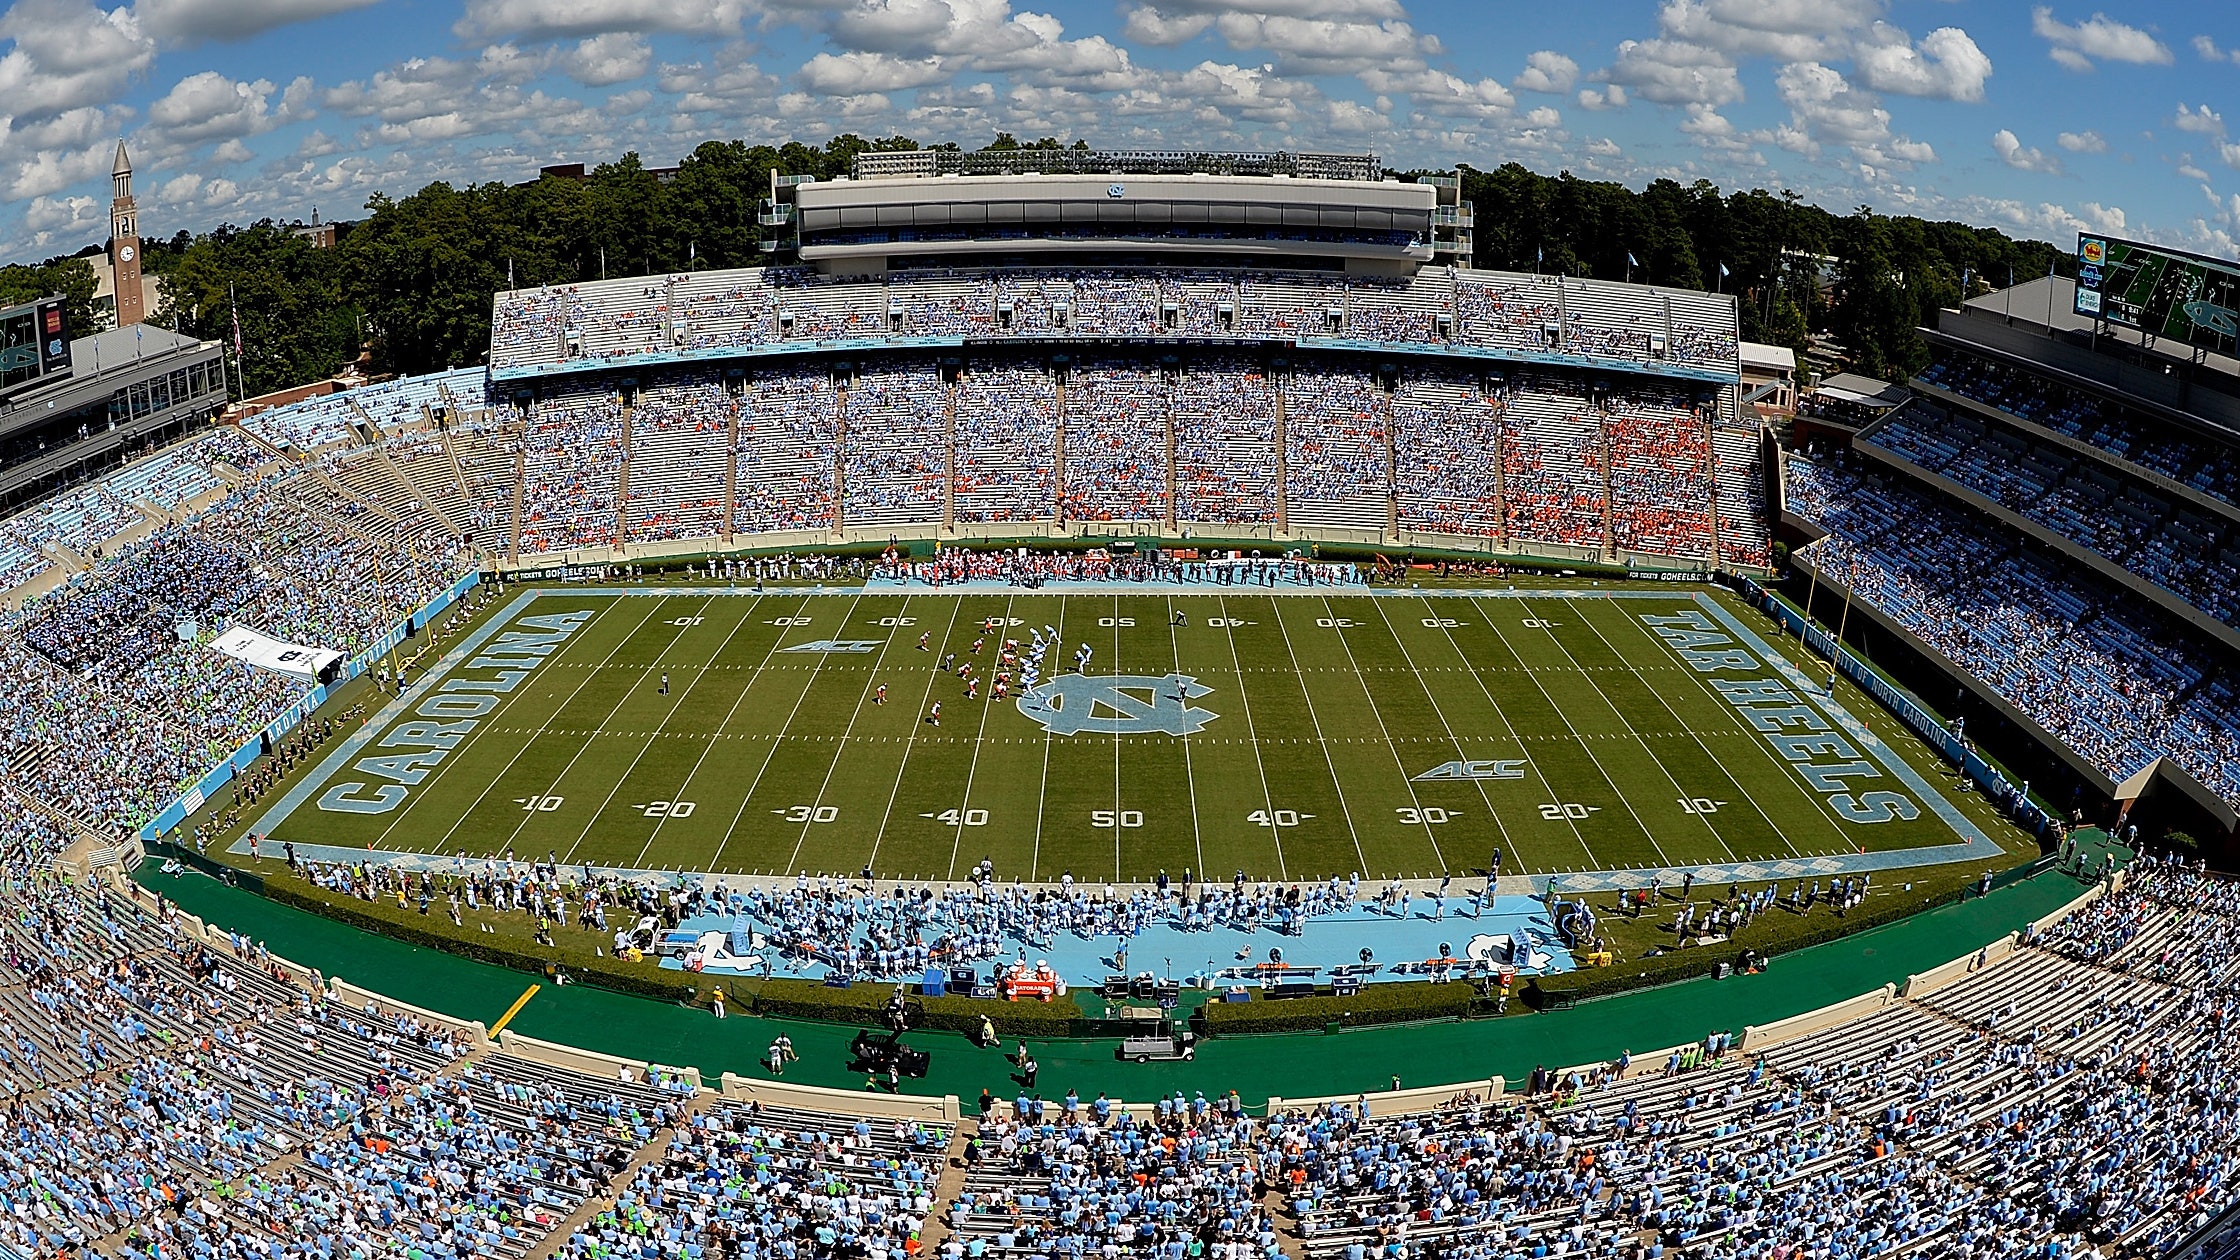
[257,584,1990,884]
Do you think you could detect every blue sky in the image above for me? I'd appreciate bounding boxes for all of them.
[0,0,2235,263]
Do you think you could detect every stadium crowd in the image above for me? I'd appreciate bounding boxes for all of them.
[936,854,2239,1260]
[876,549,1361,589]
[0,685,2230,1260]
[1919,350,2240,511]
[1785,452,2240,807]
[489,265,1743,377]
[1863,401,2240,628]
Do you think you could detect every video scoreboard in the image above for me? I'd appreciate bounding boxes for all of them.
[0,297,71,397]
[2074,233,2240,354]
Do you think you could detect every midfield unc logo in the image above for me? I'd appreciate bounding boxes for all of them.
[1017,673,1219,736]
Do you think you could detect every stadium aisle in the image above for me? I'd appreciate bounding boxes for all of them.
[140,837,2112,1106]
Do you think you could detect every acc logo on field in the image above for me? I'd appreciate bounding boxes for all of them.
[1017,673,1217,736]
[780,639,883,653]
[1414,759,1528,781]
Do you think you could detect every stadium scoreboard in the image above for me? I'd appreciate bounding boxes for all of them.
[0,297,70,397]
[2074,233,2240,353]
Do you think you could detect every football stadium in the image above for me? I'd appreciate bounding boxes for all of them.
[1,141,2236,1260]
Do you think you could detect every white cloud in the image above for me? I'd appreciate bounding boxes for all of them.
[2056,130,2104,153]
[145,71,282,147]
[2193,34,2240,64]
[1852,24,1992,102]
[1657,0,1875,63]
[784,0,1146,93]
[1206,12,1433,76]
[4,142,110,200]
[1603,38,1741,107]
[1360,66,1512,119]
[1677,101,1745,151]
[1120,6,1212,46]
[2031,8,2172,71]
[1513,50,1577,95]
[1992,129,2062,174]
[22,189,94,231]
[0,0,156,120]
[2077,201,2125,233]
[2221,142,2240,172]
[1761,60,1935,170]
[1584,136,1621,157]
[800,50,946,94]
[455,0,754,40]
[289,129,343,159]
[566,34,651,86]
[2175,103,2224,136]
[1576,84,1626,111]
[1325,97,1384,133]
[136,0,379,44]
[663,48,782,116]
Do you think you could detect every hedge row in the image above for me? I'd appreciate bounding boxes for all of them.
[236,873,1093,1032]
[252,876,701,1005]
[1199,981,1477,1034]
[1525,881,1999,1005]
[743,978,1083,1037]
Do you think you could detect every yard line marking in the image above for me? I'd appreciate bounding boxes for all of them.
[1518,595,1739,865]
[360,594,639,852]
[1212,595,1286,880]
[1110,591,1123,879]
[1262,595,1370,876]
[547,593,735,867]
[1166,594,1206,881]
[785,593,923,876]
[1572,595,1818,861]
[619,594,779,870]
[1470,595,1674,870]
[710,590,871,871]
[945,593,1016,882]
[862,596,967,878]
[418,595,675,857]
[519,593,724,866]
[1026,598,1068,880]
[1314,594,1445,873]
[489,983,540,1035]
[1370,596,1519,872]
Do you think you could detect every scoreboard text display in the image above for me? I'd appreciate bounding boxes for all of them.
[2074,233,2240,354]
[0,298,70,397]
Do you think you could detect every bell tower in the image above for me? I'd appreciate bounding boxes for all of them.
[109,140,143,328]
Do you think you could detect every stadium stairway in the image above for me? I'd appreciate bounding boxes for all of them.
[373,435,471,538]
[140,832,2119,1110]
[521,1088,715,1260]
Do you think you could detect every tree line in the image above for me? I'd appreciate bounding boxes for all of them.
[7,133,2076,396]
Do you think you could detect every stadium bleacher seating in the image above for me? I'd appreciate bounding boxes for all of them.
[953,359,1058,524]
[1284,364,1389,534]
[1865,396,2240,630]
[1787,452,2240,806]
[2,841,2229,1260]
[489,264,1745,376]
[1919,348,2240,509]
[628,373,733,542]
[734,365,840,534]
[843,358,949,528]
